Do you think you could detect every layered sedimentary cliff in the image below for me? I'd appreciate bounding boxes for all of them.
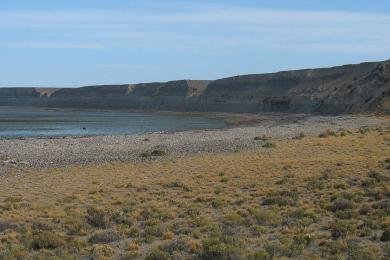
[1,60,389,114]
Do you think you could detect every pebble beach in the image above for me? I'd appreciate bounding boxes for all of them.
[0,113,388,175]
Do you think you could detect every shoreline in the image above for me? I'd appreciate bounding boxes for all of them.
[0,106,314,141]
[1,113,388,175]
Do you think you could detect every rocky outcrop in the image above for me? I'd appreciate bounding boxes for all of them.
[0,60,389,114]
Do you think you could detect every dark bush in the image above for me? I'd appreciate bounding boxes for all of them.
[31,231,65,250]
[372,200,390,209]
[381,229,390,241]
[367,171,387,182]
[330,221,355,239]
[151,150,167,156]
[254,135,269,141]
[328,199,354,212]
[164,181,192,192]
[262,142,276,148]
[141,150,167,157]
[88,230,121,244]
[0,221,19,232]
[262,196,296,207]
[359,205,370,215]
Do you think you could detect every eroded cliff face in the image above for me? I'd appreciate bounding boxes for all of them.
[0,60,389,114]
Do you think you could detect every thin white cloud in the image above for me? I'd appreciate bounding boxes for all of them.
[0,4,389,54]
[0,42,105,49]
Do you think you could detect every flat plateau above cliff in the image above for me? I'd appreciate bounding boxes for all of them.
[1,59,389,114]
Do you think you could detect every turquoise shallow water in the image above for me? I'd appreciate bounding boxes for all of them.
[0,107,226,138]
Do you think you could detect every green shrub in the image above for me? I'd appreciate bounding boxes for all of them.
[262,142,276,148]
[199,237,241,260]
[222,213,243,226]
[287,208,318,227]
[262,190,298,207]
[292,132,305,140]
[249,208,281,226]
[348,243,380,260]
[64,217,88,236]
[253,249,270,260]
[334,209,359,220]
[144,224,164,238]
[145,248,171,260]
[31,231,65,250]
[220,176,229,183]
[86,207,110,228]
[307,177,327,190]
[92,244,115,259]
[160,235,194,254]
[318,240,348,255]
[287,235,312,257]
[4,197,23,203]
[330,221,356,239]
[164,181,192,192]
[372,199,390,209]
[211,199,227,209]
[0,246,29,259]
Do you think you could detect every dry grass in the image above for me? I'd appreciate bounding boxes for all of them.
[0,127,389,259]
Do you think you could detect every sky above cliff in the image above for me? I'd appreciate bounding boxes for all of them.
[1,0,390,87]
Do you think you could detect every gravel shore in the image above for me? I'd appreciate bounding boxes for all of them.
[0,113,388,175]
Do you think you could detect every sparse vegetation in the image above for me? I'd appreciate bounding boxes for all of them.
[31,231,65,250]
[141,149,167,158]
[318,129,337,137]
[262,142,277,148]
[254,134,269,141]
[292,132,305,140]
[0,128,389,258]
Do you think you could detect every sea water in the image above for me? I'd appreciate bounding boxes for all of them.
[0,107,225,138]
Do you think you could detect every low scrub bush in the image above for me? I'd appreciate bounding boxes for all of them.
[31,231,65,250]
[319,129,337,138]
[249,208,281,226]
[145,248,171,260]
[141,150,167,158]
[262,142,276,148]
[198,237,242,260]
[88,230,121,244]
[254,135,269,141]
[86,207,111,228]
[292,132,305,140]
[328,199,354,212]
[330,221,356,239]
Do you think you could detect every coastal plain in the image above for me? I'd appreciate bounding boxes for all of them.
[0,113,389,259]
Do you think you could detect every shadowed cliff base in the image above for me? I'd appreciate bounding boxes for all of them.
[1,59,389,115]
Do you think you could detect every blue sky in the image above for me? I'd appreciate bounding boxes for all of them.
[1,0,390,87]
